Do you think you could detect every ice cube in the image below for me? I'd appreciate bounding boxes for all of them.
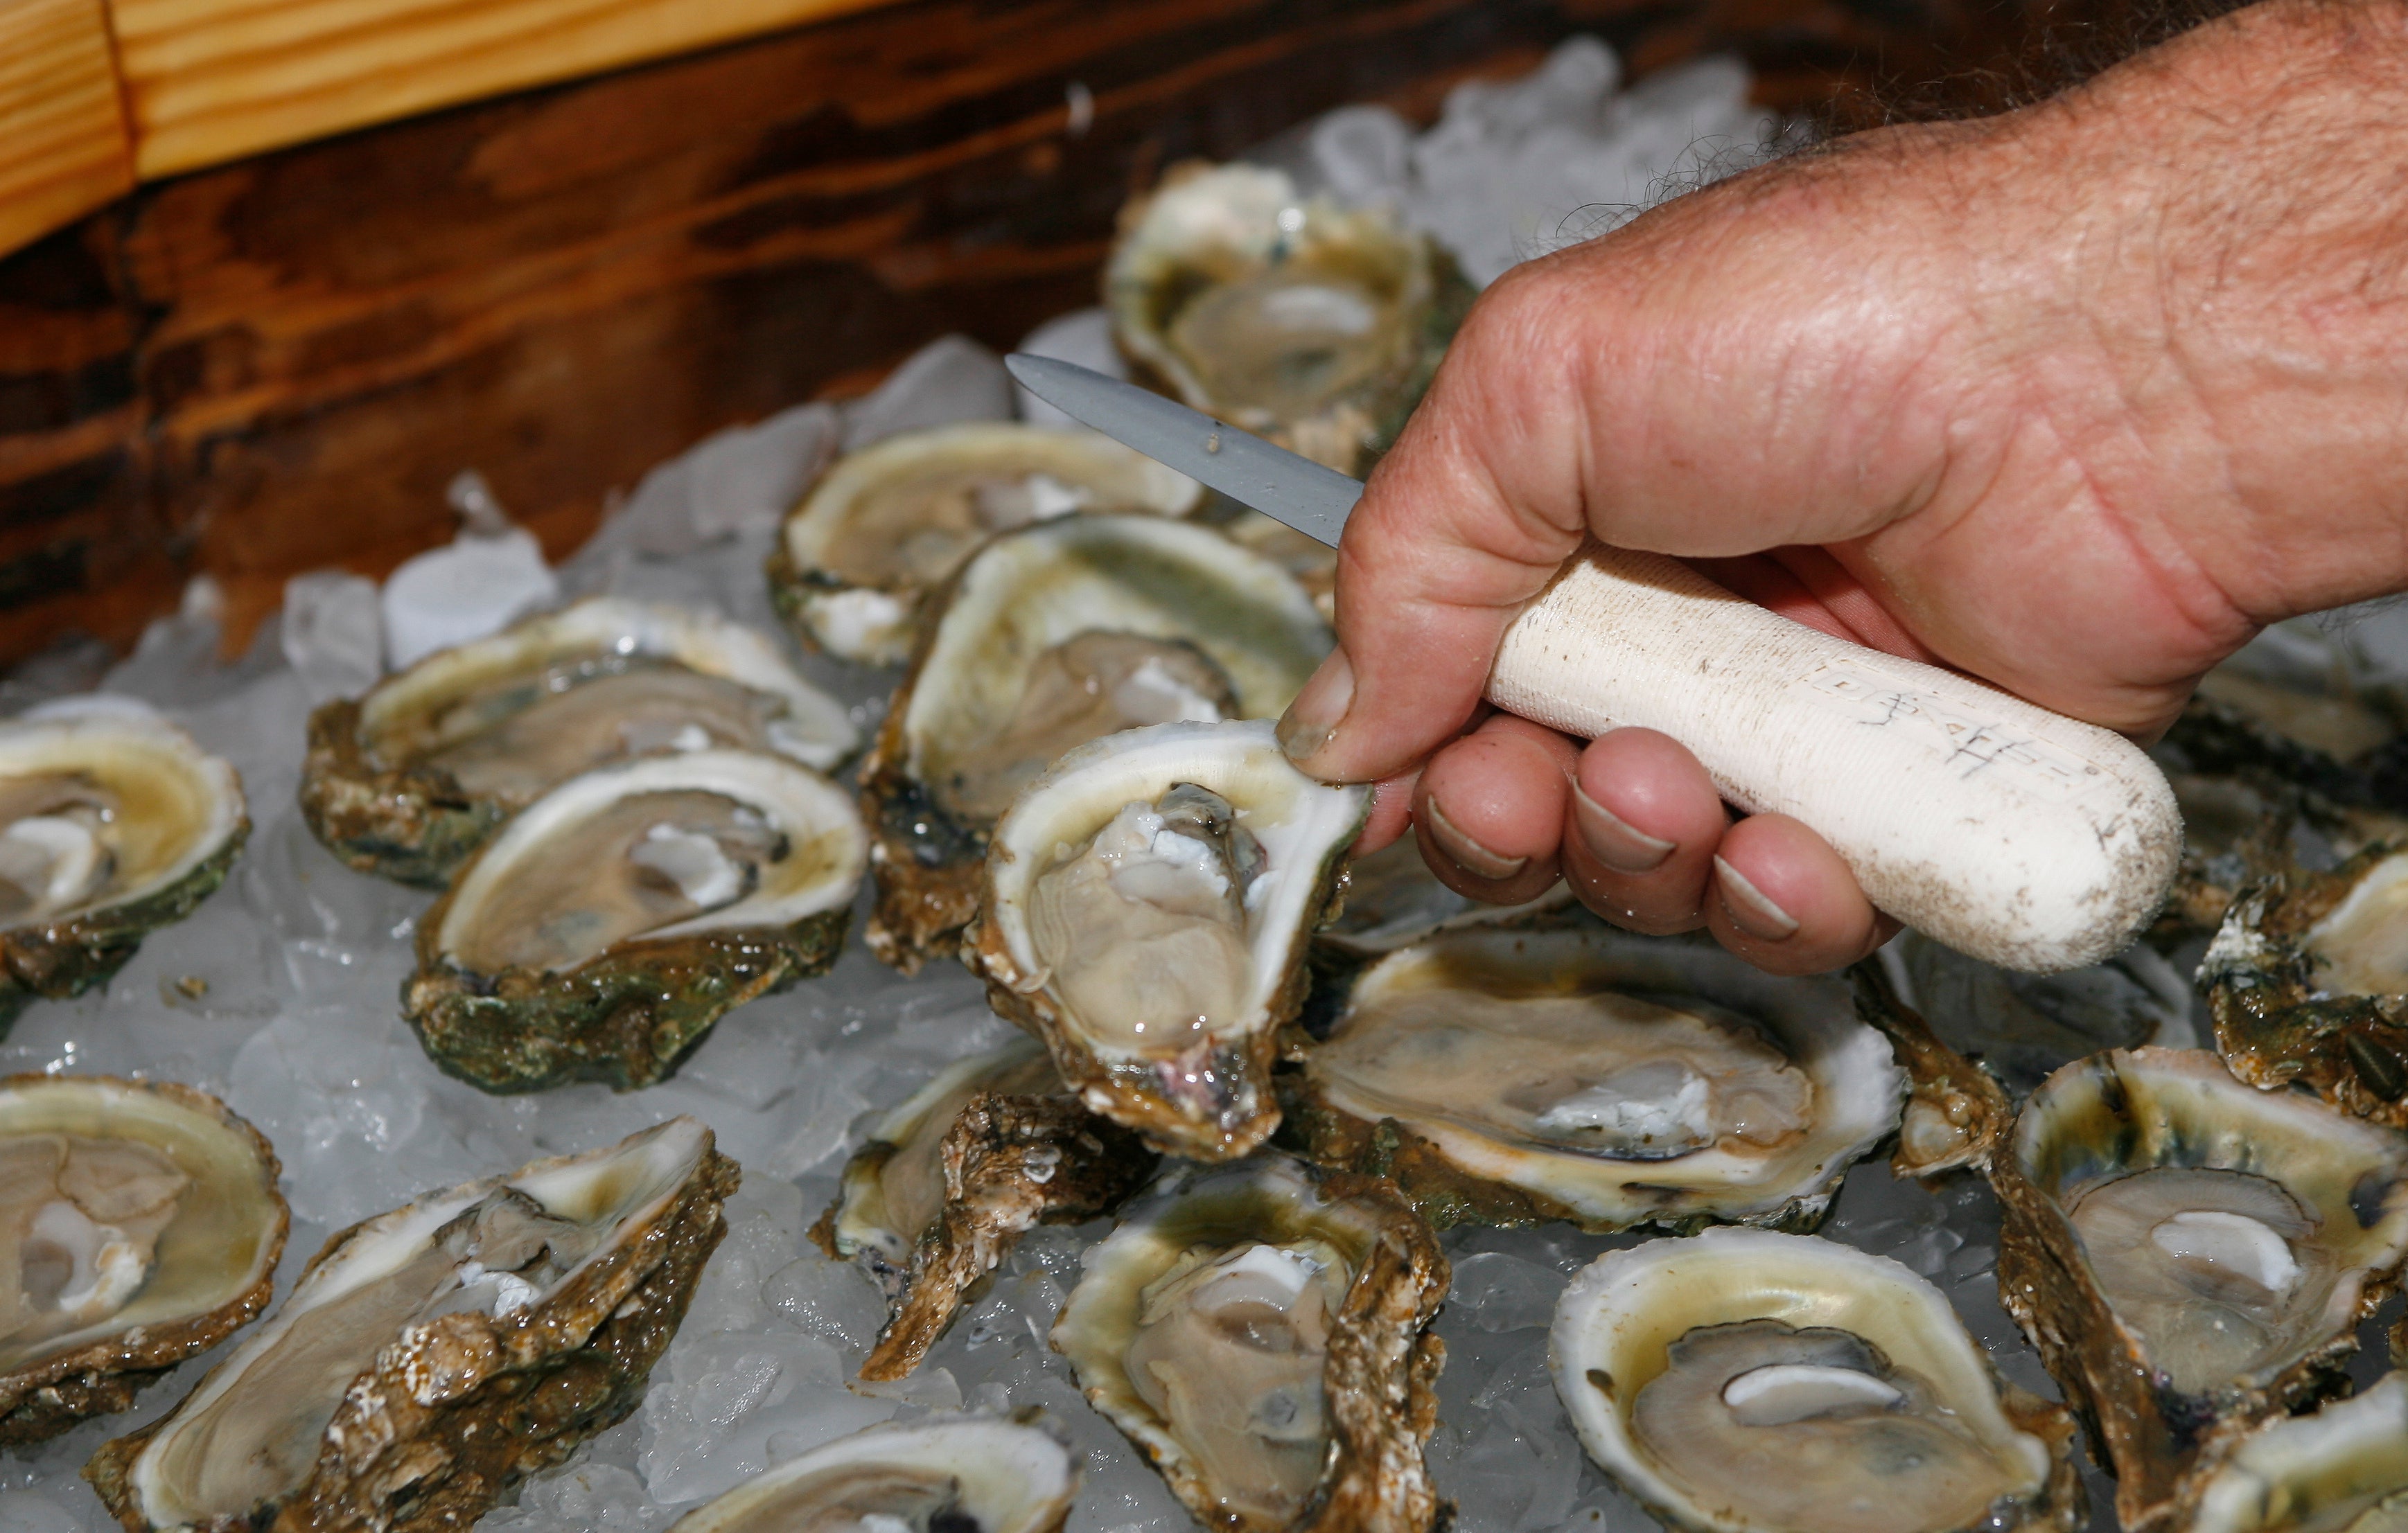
[279,571,384,705]
[842,335,1015,450]
[380,527,560,670]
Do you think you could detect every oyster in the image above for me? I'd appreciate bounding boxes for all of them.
[1108,162,1468,473]
[302,597,856,885]
[0,1074,285,1444]
[768,423,1204,664]
[666,1415,1078,1533]
[862,513,1328,971]
[1050,1155,1448,1533]
[1283,923,1903,1231]
[403,749,867,1092]
[1990,1047,2408,1530]
[1549,1228,2083,1533]
[2183,1371,2408,1532]
[87,1117,736,1533]
[816,1036,1065,1290]
[0,699,247,1034]
[1892,930,2199,1097]
[973,720,1366,1159]
[857,1092,1157,1381]
[2206,844,2408,1126]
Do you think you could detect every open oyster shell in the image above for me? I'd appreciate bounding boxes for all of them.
[1990,1047,2408,1530]
[2181,1370,2408,1532]
[972,720,1367,1160]
[767,423,1204,664]
[403,749,867,1092]
[1107,162,1469,474]
[666,1414,1079,1533]
[303,598,856,885]
[863,513,1328,972]
[0,1074,285,1445]
[1050,1155,1448,1533]
[1549,1228,2083,1533]
[0,700,247,1034]
[1283,923,1904,1232]
[856,1091,1157,1382]
[1312,835,1572,959]
[87,1117,735,1533]
[2205,844,2408,1127]
[1890,930,2199,1098]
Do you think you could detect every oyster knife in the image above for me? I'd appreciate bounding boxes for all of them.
[1005,352,2182,974]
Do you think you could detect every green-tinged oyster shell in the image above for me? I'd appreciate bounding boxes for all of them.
[302,597,856,887]
[403,749,865,1092]
[2181,1371,2408,1532]
[0,700,247,1036]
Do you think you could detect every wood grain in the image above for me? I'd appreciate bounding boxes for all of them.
[0,0,135,257]
[113,0,904,178]
[0,0,2085,666]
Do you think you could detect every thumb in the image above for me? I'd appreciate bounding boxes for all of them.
[1276,274,1592,782]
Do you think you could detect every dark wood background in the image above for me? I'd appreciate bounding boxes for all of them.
[0,0,2111,668]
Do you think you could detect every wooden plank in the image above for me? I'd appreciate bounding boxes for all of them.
[0,0,135,257]
[114,0,902,178]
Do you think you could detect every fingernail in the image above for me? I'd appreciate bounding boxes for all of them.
[1277,646,1355,763]
[1572,784,1674,874]
[1713,856,1800,941]
[1423,798,1529,881]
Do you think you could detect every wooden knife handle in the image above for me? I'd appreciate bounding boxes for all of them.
[1485,543,2181,972]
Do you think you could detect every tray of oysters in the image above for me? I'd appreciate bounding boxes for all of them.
[16,59,2408,1533]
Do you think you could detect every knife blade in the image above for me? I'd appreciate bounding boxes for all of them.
[1005,351,2182,973]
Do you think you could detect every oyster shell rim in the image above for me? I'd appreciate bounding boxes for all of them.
[662,1412,1082,1533]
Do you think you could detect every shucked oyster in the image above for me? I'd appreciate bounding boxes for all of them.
[768,423,1203,664]
[0,1074,285,1444]
[811,1036,1157,1381]
[2206,844,2408,1128]
[1549,1228,2082,1533]
[1283,923,1904,1232]
[1991,1047,2408,1530]
[0,700,247,1034]
[861,513,1328,971]
[1108,163,1468,473]
[2181,1370,2408,1533]
[1051,1156,1448,1533]
[303,598,856,885]
[973,720,1367,1160]
[404,749,867,1091]
[87,1117,735,1533]
[667,1415,1078,1533]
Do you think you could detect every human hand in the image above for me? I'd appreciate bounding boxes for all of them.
[1277,0,2408,975]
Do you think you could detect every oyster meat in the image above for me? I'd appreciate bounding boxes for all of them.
[1549,1228,2082,1533]
[1109,163,1468,473]
[768,422,1203,664]
[2206,844,2408,1126]
[1050,1155,1448,1533]
[666,1415,1079,1533]
[303,597,856,885]
[0,1075,285,1444]
[0,699,247,1034]
[87,1117,735,1533]
[404,749,868,1092]
[1991,1047,2408,1530]
[1284,923,1903,1230]
[2184,1371,2408,1532]
[974,720,1366,1159]
[861,513,1328,971]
